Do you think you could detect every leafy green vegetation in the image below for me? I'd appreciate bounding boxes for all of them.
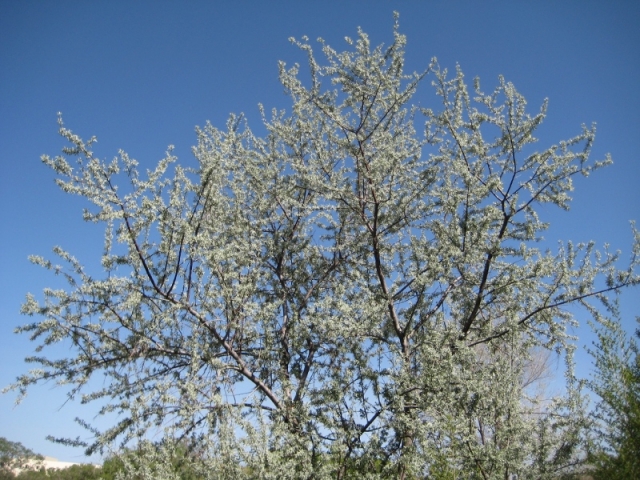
[587,318,640,479]
[0,438,43,478]
[12,464,102,480]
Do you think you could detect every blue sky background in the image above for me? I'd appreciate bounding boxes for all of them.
[1,1,638,463]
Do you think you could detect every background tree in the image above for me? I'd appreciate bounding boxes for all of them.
[6,17,639,479]
[587,316,640,479]
[0,437,100,480]
[12,464,102,480]
[0,437,43,477]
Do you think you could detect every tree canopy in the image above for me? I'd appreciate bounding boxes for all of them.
[6,17,639,479]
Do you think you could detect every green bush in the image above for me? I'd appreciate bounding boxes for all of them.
[15,464,102,480]
[588,319,640,479]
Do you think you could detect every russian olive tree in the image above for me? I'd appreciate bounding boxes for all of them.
[8,18,639,479]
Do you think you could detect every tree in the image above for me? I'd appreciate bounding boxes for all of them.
[587,317,640,479]
[0,437,43,477]
[6,16,639,479]
[0,437,101,480]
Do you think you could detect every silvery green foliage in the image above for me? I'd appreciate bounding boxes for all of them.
[7,18,640,479]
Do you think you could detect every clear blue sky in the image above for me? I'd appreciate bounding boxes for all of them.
[1,1,638,463]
